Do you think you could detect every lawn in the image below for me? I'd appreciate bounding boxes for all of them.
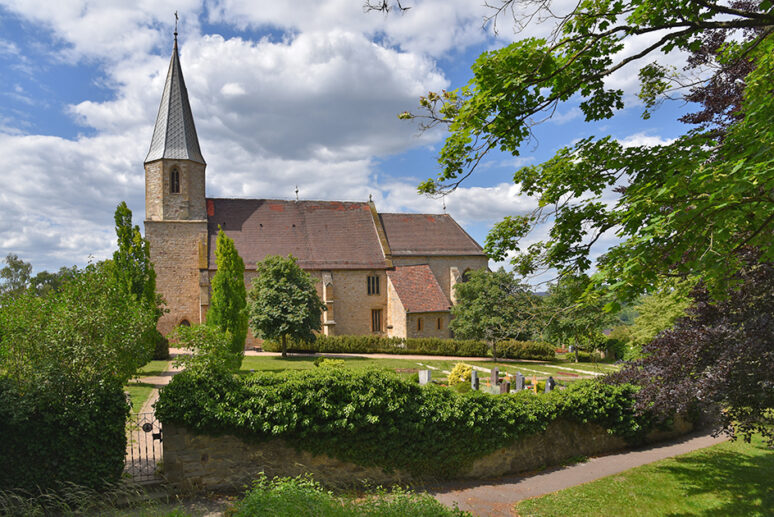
[125,383,154,414]
[239,354,619,382]
[515,434,774,516]
[137,359,171,376]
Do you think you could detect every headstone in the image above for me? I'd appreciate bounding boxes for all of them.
[471,370,479,391]
[514,373,525,391]
[499,381,511,394]
[532,376,538,393]
[419,370,431,385]
[545,376,556,393]
[490,367,500,386]
[569,345,575,353]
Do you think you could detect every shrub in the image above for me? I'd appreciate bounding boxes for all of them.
[576,351,603,363]
[151,328,170,360]
[498,340,556,360]
[0,377,129,491]
[156,366,655,477]
[173,324,241,371]
[448,363,473,385]
[231,474,470,517]
[262,335,492,358]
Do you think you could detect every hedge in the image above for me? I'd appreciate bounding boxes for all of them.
[262,335,555,360]
[0,376,129,491]
[156,366,652,477]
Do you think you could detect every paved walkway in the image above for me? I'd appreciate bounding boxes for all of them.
[431,431,727,517]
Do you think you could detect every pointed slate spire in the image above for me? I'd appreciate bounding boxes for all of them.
[145,33,205,165]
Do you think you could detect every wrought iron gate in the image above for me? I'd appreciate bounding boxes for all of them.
[125,412,163,482]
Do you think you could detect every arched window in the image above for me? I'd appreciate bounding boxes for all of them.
[170,167,181,194]
[461,269,472,283]
[179,319,191,327]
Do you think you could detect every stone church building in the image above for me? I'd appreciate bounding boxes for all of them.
[144,37,488,346]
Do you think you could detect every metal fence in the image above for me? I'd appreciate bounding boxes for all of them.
[125,412,163,483]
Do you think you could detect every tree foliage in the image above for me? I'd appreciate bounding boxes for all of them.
[173,324,242,372]
[207,228,248,356]
[625,279,693,358]
[450,268,542,360]
[406,1,774,301]
[247,255,325,357]
[543,274,615,356]
[0,254,32,299]
[612,252,774,445]
[112,201,157,309]
[0,262,156,387]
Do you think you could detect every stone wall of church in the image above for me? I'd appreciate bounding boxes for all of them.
[385,277,406,338]
[391,255,489,303]
[406,312,451,339]
[146,220,207,336]
[145,160,206,221]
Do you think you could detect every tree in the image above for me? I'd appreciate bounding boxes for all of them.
[0,254,32,299]
[612,252,774,445]
[29,266,78,297]
[625,279,693,358]
[173,324,241,372]
[207,228,248,358]
[112,201,156,308]
[0,261,156,387]
[247,255,325,358]
[543,274,615,360]
[405,1,774,302]
[450,268,542,361]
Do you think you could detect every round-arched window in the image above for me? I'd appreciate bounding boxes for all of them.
[179,319,191,327]
[461,269,472,283]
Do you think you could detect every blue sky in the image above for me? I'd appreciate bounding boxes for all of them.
[0,1,695,282]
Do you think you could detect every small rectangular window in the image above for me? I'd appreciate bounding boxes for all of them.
[371,309,382,332]
[367,275,380,295]
[417,317,423,332]
[437,317,442,330]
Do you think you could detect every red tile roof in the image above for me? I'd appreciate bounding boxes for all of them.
[207,199,388,270]
[379,213,484,256]
[387,264,451,313]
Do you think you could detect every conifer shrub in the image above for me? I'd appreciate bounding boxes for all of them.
[447,363,473,385]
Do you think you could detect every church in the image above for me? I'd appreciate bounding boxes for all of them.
[143,35,488,346]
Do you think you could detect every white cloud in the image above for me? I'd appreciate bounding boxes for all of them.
[618,131,675,148]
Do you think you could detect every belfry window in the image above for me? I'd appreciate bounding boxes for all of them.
[170,167,181,194]
[367,274,380,295]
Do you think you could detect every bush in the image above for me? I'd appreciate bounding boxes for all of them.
[156,366,655,477]
[448,363,473,385]
[498,340,556,360]
[173,324,242,372]
[0,377,129,491]
[232,474,470,517]
[151,329,170,360]
[262,335,492,358]
[576,351,603,363]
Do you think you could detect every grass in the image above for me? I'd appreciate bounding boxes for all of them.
[137,360,171,377]
[125,383,155,414]
[515,434,774,516]
[239,354,618,382]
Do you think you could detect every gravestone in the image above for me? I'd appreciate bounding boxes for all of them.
[471,370,479,391]
[490,367,499,386]
[514,373,525,391]
[499,381,511,394]
[419,370,431,385]
[545,376,556,393]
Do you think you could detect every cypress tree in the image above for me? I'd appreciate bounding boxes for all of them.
[207,228,248,356]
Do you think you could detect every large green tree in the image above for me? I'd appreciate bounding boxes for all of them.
[450,268,542,361]
[0,254,32,299]
[207,228,248,357]
[406,1,774,303]
[113,201,157,309]
[247,255,325,358]
[543,274,616,359]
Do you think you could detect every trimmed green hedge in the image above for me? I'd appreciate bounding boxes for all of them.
[497,340,556,360]
[156,366,651,477]
[0,376,129,491]
[262,335,554,360]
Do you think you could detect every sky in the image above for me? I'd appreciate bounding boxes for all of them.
[0,0,698,283]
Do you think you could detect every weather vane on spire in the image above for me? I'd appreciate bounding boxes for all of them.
[174,11,179,39]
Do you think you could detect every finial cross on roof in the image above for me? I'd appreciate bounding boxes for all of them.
[174,11,179,38]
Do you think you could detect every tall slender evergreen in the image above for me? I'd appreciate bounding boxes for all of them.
[208,228,248,356]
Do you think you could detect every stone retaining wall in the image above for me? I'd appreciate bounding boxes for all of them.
[162,418,693,491]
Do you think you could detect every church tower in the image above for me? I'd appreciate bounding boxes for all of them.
[144,31,209,333]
